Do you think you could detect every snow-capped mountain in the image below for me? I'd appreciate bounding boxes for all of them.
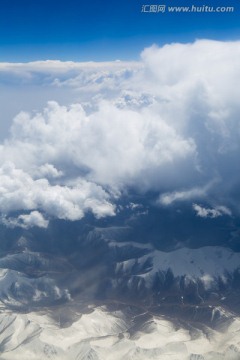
[0,204,239,359]
[0,304,239,359]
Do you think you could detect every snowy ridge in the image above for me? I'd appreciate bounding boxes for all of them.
[148,247,240,277]
[0,306,239,360]
[114,243,240,287]
[0,267,71,308]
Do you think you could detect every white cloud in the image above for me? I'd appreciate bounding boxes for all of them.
[18,211,49,229]
[33,163,63,179]
[0,162,115,225]
[159,184,211,206]
[0,100,195,188]
[2,211,49,229]
[193,204,232,218]
[200,274,214,290]
[0,40,240,226]
[0,60,140,99]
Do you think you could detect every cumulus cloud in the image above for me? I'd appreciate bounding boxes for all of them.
[2,211,49,229]
[0,162,115,225]
[0,100,195,188]
[0,39,240,226]
[33,163,63,179]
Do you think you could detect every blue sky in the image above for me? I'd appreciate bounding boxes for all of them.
[0,0,240,61]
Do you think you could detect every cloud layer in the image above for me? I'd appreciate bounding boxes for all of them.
[1,39,240,227]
